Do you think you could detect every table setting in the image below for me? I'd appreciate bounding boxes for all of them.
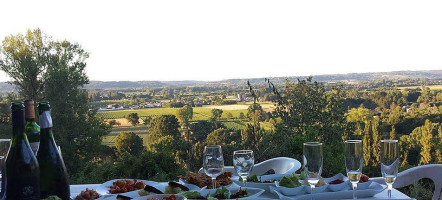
[69,140,417,200]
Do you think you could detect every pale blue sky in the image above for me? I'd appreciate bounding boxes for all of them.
[1,0,441,82]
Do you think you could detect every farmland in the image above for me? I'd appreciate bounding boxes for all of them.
[97,107,248,120]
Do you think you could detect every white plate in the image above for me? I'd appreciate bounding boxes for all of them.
[273,181,307,196]
[231,179,276,192]
[131,194,187,200]
[324,173,350,192]
[199,187,265,200]
[95,179,160,195]
[272,182,386,200]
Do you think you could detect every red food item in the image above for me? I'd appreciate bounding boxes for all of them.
[146,194,177,200]
[359,174,370,183]
[329,179,344,184]
[109,179,146,194]
[75,188,101,200]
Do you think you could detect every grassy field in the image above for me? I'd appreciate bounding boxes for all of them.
[97,107,248,120]
[397,85,442,90]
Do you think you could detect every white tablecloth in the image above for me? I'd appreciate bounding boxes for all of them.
[70,184,415,200]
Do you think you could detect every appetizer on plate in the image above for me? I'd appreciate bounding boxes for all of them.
[137,185,165,196]
[238,174,274,183]
[146,194,178,200]
[179,171,233,189]
[109,179,147,194]
[75,188,101,200]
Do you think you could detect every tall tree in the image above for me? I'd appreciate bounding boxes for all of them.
[114,132,144,156]
[371,116,382,165]
[0,29,47,101]
[362,120,372,166]
[176,105,193,141]
[419,120,434,164]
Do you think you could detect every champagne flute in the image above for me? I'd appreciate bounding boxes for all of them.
[381,140,399,199]
[203,145,224,189]
[233,150,254,187]
[345,140,363,199]
[303,142,323,200]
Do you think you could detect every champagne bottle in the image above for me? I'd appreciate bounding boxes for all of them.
[36,102,70,200]
[24,100,40,155]
[4,101,40,200]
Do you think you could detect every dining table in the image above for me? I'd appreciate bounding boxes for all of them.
[70,183,416,200]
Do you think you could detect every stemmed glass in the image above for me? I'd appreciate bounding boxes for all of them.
[303,142,323,200]
[381,140,399,199]
[233,150,254,187]
[203,145,224,189]
[345,140,363,199]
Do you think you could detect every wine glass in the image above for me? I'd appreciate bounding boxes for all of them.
[203,145,224,189]
[303,142,323,200]
[345,140,363,199]
[381,140,399,199]
[233,150,254,187]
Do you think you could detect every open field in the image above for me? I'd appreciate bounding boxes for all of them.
[397,85,442,90]
[97,107,248,120]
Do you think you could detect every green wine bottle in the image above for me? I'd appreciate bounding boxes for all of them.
[4,101,40,200]
[24,100,40,155]
[36,102,70,200]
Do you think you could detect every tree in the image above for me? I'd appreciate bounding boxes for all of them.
[419,120,434,164]
[176,105,193,141]
[190,120,224,141]
[211,108,223,121]
[1,29,110,176]
[371,116,382,165]
[247,103,264,123]
[362,120,372,166]
[0,29,47,101]
[390,126,396,139]
[43,37,110,175]
[239,112,246,120]
[436,125,442,163]
[115,132,144,156]
[125,113,139,126]
[148,115,181,144]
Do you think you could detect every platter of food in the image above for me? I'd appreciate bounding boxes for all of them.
[131,194,187,200]
[94,179,161,195]
[178,171,235,189]
[231,174,277,192]
[181,186,265,200]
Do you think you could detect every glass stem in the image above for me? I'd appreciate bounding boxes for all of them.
[387,184,392,199]
[212,178,216,189]
[243,179,247,187]
[352,183,357,199]
[310,185,315,200]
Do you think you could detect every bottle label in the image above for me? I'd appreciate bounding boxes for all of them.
[30,142,39,155]
[39,111,53,128]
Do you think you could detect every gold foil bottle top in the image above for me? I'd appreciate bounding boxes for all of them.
[24,99,36,120]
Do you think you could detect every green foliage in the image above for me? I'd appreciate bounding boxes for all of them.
[239,112,246,119]
[73,151,185,184]
[271,78,347,144]
[148,115,181,142]
[211,108,223,121]
[419,120,434,165]
[125,113,139,126]
[114,132,144,156]
[0,29,47,101]
[176,105,193,126]
[362,120,372,166]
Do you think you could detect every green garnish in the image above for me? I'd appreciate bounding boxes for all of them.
[214,186,231,199]
[180,191,203,198]
[279,176,301,188]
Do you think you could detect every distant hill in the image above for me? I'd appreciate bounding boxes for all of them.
[1,70,442,93]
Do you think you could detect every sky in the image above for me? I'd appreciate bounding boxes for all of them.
[0,0,441,82]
